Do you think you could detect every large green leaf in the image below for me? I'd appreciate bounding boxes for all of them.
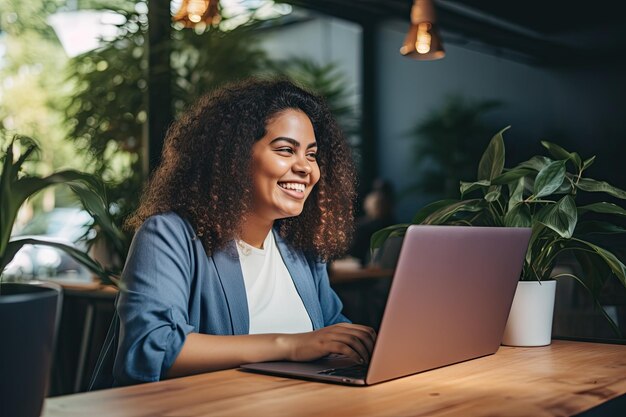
[541,140,582,169]
[484,188,501,202]
[3,238,119,286]
[572,249,612,295]
[525,222,547,274]
[69,183,127,258]
[504,203,532,227]
[491,167,535,186]
[14,143,39,173]
[578,202,626,217]
[1,170,106,258]
[573,238,626,288]
[533,160,567,198]
[1,137,122,286]
[460,180,490,197]
[411,199,458,224]
[517,155,552,172]
[422,199,484,225]
[370,224,410,250]
[554,175,574,194]
[582,155,596,170]
[560,250,621,337]
[508,177,525,211]
[17,171,103,202]
[536,195,577,238]
[575,221,626,235]
[477,126,508,181]
[576,178,626,199]
[516,155,554,171]
[0,139,22,255]
[0,238,23,273]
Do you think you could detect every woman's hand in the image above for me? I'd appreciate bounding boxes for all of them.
[167,325,376,378]
[279,323,377,364]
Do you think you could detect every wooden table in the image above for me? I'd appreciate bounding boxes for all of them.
[43,340,626,416]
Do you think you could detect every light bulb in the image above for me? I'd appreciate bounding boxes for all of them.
[188,0,208,18]
[415,22,432,54]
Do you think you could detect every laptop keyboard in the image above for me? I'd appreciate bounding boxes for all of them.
[318,364,368,379]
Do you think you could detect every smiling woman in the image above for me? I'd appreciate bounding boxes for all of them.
[94,78,376,388]
[247,109,321,238]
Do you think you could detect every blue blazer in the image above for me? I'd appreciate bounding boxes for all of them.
[106,213,348,386]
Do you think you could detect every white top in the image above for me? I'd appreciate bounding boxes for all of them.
[236,231,313,334]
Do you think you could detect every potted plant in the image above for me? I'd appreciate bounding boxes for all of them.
[372,126,626,346]
[0,135,119,417]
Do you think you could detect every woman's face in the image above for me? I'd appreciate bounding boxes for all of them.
[250,109,320,222]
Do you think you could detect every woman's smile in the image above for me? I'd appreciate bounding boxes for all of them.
[278,181,307,199]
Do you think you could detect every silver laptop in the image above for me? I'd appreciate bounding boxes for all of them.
[241,225,531,386]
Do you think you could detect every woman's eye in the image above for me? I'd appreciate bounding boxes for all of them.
[307,152,318,160]
[276,147,295,154]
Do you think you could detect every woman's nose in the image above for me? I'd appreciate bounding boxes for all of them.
[293,154,312,174]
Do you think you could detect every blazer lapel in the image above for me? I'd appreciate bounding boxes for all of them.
[274,230,324,329]
[211,241,250,335]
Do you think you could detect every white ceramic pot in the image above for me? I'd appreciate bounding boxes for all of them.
[501,280,557,347]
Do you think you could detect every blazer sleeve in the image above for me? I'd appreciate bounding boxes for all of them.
[113,214,196,385]
[311,261,351,326]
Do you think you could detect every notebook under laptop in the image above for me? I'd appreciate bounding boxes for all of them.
[241,225,532,386]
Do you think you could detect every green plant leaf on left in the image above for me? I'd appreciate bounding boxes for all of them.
[1,170,104,257]
[4,238,120,287]
[536,195,577,238]
[69,182,127,258]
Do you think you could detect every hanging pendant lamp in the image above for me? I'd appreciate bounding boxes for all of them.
[173,0,221,28]
[400,0,445,60]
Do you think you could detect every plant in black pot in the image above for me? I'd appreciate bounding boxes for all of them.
[372,127,626,345]
[0,135,119,417]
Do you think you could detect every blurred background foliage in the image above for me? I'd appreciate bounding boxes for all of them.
[0,0,89,215]
[404,94,502,200]
[268,57,359,137]
[1,0,359,264]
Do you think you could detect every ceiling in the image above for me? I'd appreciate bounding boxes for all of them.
[283,0,626,66]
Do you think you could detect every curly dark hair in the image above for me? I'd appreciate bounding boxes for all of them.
[126,77,357,261]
